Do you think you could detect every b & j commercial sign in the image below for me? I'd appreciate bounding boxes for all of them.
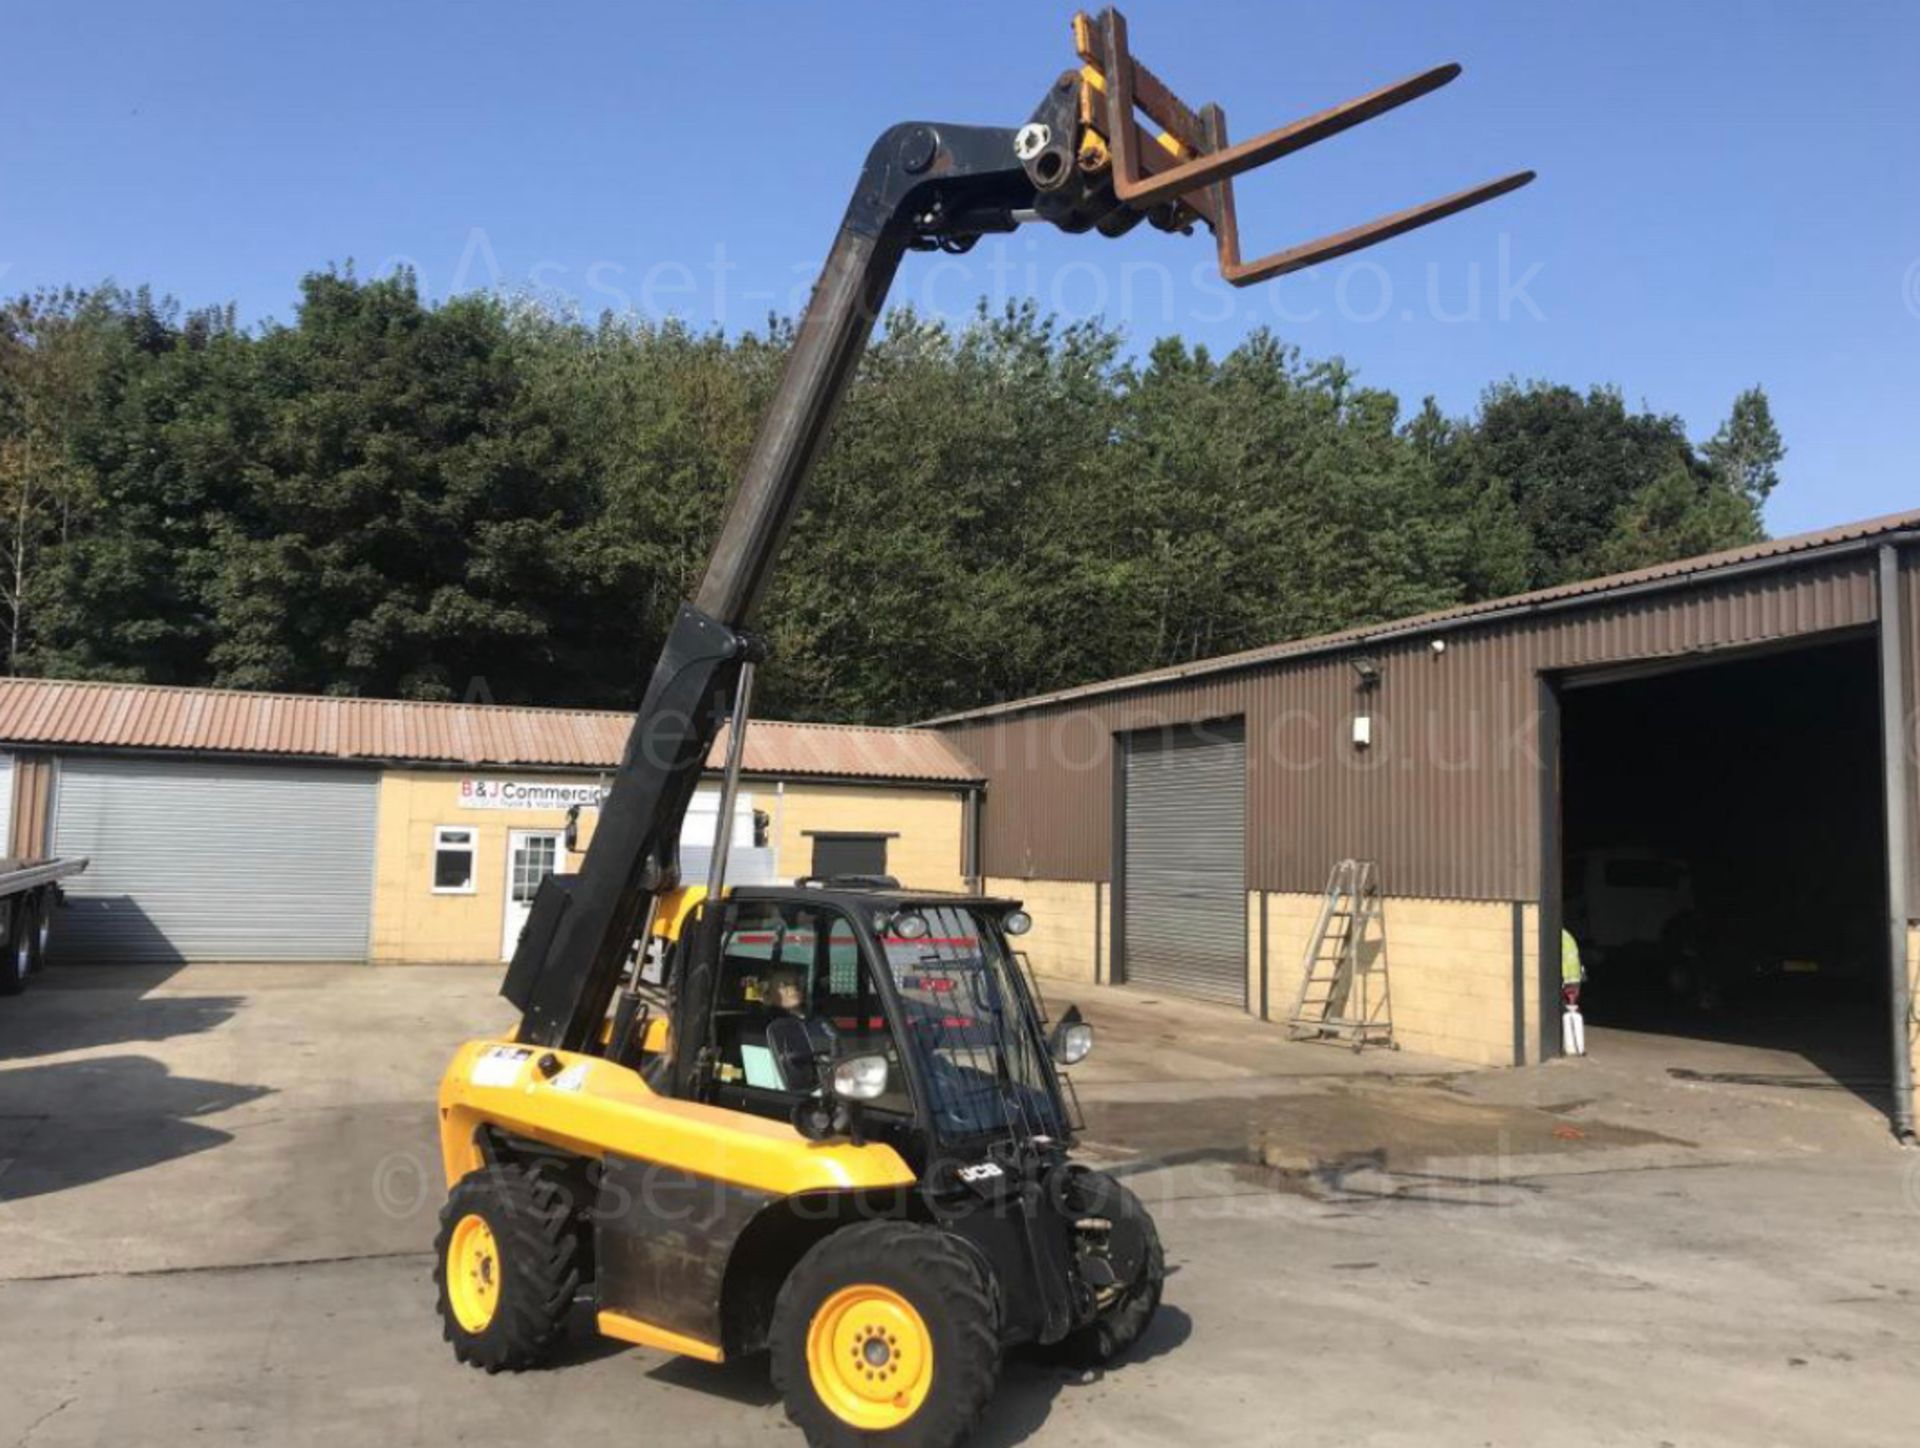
[459,778,609,811]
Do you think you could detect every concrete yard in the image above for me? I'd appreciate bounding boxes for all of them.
[3,964,1917,1446]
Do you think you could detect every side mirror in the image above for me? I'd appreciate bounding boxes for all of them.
[1049,1004,1094,1066]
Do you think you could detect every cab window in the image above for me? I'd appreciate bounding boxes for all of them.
[708,901,911,1118]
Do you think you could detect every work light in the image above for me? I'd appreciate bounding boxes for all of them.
[830,1055,891,1102]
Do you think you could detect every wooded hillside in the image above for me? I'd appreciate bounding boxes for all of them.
[0,273,1782,723]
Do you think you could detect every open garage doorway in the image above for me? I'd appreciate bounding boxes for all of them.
[1557,635,1892,1109]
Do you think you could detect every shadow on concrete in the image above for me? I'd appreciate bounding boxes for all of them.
[1589,1002,1895,1118]
[0,1055,271,1203]
[645,1353,782,1408]
[26,961,192,991]
[546,1300,645,1369]
[0,994,241,1062]
[980,1303,1195,1446]
[49,897,190,969]
[605,1300,1195,1443]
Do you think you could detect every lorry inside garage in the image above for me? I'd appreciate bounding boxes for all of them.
[1559,635,1891,1093]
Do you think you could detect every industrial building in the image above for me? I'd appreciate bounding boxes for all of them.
[929,509,1920,1131]
[7,510,1916,1132]
[0,679,980,967]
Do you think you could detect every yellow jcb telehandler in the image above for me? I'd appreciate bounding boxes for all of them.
[431,11,1528,1444]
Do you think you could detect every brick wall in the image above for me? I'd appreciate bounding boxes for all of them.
[1252,892,1538,1067]
[984,877,1106,985]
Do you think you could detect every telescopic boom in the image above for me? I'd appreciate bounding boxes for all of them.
[501,8,1533,1051]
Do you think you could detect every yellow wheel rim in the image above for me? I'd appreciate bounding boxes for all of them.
[806,1284,934,1431]
[447,1213,502,1333]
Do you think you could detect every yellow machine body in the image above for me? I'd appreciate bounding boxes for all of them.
[437,1038,914,1198]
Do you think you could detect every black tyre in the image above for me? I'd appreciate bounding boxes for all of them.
[770,1220,1000,1448]
[27,894,50,973]
[1042,1170,1164,1368]
[0,905,30,996]
[434,1163,581,1372]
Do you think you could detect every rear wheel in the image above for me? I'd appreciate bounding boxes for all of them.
[1042,1170,1164,1367]
[434,1164,581,1372]
[770,1221,999,1447]
[0,905,30,996]
[31,894,51,972]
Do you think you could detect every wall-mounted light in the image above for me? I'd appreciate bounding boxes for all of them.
[1350,656,1381,690]
[1430,637,1447,655]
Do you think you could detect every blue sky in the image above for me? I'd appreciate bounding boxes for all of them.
[3,0,1916,536]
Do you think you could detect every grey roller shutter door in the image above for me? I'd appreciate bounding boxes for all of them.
[1122,721,1246,1004]
[52,757,378,962]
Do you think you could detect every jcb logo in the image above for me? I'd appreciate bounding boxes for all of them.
[956,1163,1004,1183]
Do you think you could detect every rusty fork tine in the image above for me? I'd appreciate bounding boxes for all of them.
[1081,7,1533,285]
[1222,170,1537,287]
[1112,62,1466,211]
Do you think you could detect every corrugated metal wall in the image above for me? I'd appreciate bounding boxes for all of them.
[942,551,1889,902]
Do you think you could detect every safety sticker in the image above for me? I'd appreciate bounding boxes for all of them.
[548,1062,590,1093]
[471,1045,533,1088]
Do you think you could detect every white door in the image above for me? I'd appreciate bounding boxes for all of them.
[502,829,563,961]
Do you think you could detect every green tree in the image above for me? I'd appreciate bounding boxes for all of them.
[0,288,133,672]
[7,269,1795,723]
[1466,381,1702,588]
[1593,463,1765,574]
[1702,385,1784,505]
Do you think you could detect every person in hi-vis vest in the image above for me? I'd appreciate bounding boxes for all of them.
[1560,928,1587,1056]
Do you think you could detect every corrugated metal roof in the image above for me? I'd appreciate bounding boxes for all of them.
[0,679,982,783]
[925,507,1920,725]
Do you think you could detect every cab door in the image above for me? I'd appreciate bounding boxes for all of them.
[703,899,912,1124]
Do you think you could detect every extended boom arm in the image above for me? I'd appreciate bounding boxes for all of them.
[501,9,1532,1054]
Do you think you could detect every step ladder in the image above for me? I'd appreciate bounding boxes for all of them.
[1286,859,1395,1051]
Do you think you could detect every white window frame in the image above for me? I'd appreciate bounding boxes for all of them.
[432,825,479,895]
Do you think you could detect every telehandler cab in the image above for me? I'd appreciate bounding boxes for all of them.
[434,10,1529,1444]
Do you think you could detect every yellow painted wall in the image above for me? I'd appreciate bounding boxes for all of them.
[371,771,593,965]
[372,771,971,965]
[984,876,1539,1068]
[774,783,966,892]
[983,877,1105,985]
[1256,892,1536,1067]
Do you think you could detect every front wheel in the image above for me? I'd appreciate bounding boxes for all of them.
[1042,1170,1164,1367]
[433,1163,581,1372]
[770,1221,1000,1448]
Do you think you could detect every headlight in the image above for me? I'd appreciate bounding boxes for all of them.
[891,911,930,941]
[829,1054,890,1102]
[1003,910,1032,936]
